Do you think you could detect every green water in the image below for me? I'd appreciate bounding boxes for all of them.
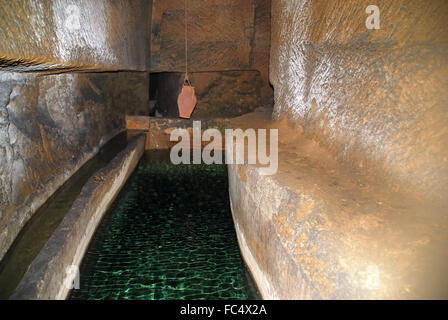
[69,151,260,300]
[0,132,128,299]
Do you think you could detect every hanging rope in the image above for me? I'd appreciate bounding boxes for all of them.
[184,0,191,86]
[177,0,197,119]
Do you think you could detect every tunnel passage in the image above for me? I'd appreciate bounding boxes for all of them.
[1,0,447,301]
[0,0,272,265]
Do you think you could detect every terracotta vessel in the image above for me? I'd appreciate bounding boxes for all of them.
[177,85,197,119]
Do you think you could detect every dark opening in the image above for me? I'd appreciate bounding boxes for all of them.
[149,70,267,119]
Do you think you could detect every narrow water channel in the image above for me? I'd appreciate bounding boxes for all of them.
[69,150,260,300]
[0,132,128,299]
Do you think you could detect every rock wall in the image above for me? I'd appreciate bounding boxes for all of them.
[270,0,448,207]
[150,0,273,107]
[229,111,448,299]
[0,0,152,262]
[0,0,150,72]
[227,0,448,300]
[0,71,149,261]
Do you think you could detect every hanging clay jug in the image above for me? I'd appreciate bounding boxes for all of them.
[177,83,197,119]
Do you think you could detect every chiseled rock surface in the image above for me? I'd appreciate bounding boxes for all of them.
[0,0,150,71]
[151,0,272,106]
[228,0,448,299]
[270,0,448,207]
[0,71,148,261]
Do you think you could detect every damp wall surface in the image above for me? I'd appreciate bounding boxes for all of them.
[270,0,448,207]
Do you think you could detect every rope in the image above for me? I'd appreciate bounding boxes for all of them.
[184,0,191,85]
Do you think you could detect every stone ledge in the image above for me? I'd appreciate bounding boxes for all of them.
[0,127,125,263]
[126,111,272,150]
[11,134,145,300]
[228,135,448,299]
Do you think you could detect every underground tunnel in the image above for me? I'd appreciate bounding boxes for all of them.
[0,0,447,302]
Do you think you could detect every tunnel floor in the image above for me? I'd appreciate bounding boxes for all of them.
[69,150,260,300]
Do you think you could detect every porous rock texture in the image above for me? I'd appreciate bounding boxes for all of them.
[0,71,149,261]
[150,0,273,107]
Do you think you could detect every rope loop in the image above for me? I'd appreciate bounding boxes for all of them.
[183,74,192,86]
